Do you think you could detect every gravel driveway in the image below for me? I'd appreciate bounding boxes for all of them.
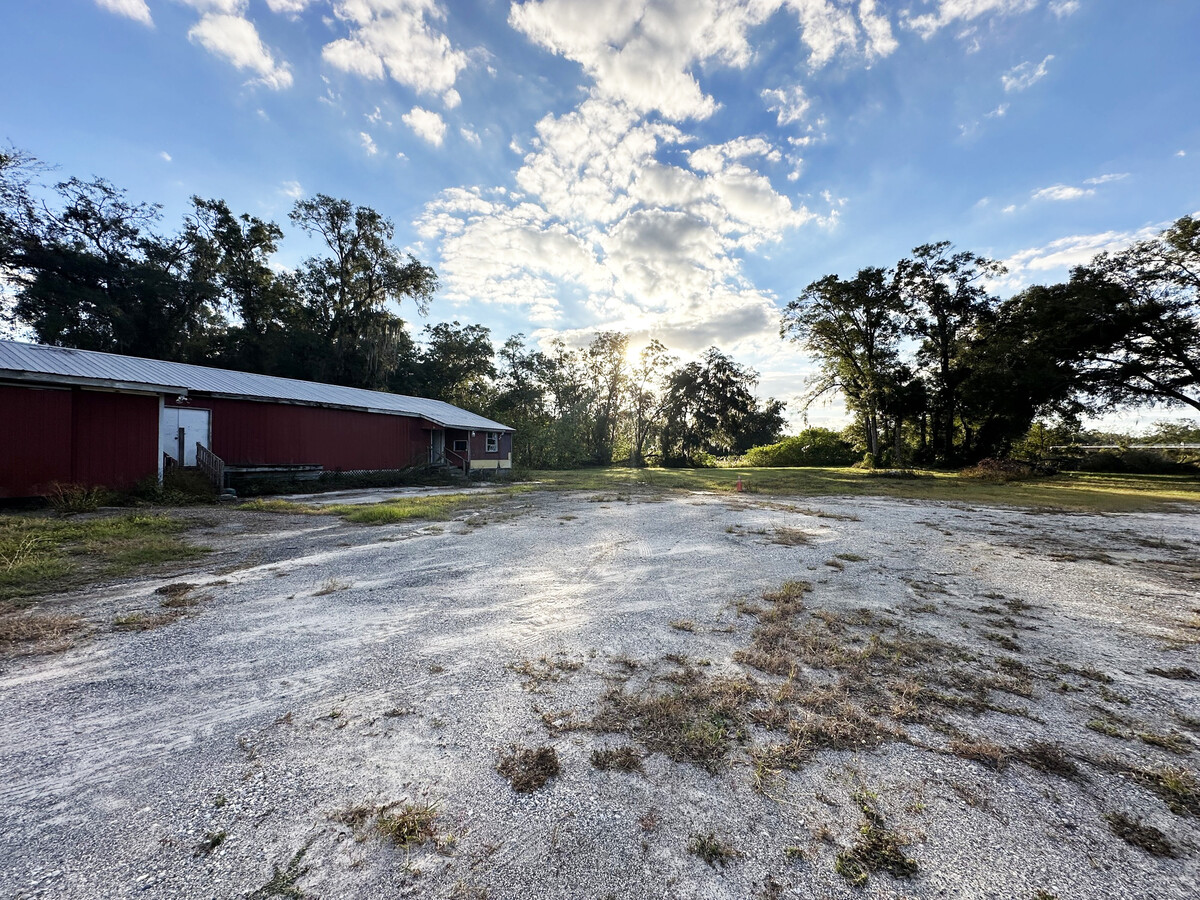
[1,487,1197,899]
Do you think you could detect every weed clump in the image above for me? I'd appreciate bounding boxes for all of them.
[1104,811,1176,857]
[687,832,736,869]
[497,745,560,793]
[592,675,757,772]
[1128,765,1200,818]
[1147,666,1196,680]
[834,790,918,886]
[377,803,440,848]
[590,746,643,772]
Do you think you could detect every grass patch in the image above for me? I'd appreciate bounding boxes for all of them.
[240,493,482,525]
[1147,666,1196,680]
[0,513,207,607]
[376,802,440,848]
[835,553,867,562]
[1128,765,1200,817]
[590,746,644,772]
[0,612,84,654]
[669,619,697,632]
[834,789,918,887]
[1104,811,1176,857]
[687,832,736,869]
[592,673,758,773]
[524,467,1200,513]
[497,745,560,793]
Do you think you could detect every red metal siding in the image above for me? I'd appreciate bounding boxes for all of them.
[0,384,74,498]
[71,390,159,489]
[171,396,429,470]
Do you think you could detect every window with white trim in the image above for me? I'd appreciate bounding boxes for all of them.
[486,432,499,453]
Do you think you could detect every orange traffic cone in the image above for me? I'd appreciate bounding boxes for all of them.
[736,476,744,492]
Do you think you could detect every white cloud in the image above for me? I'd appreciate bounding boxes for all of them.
[1031,183,1093,201]
[265,0,315,14]
[509,0,896,123]
[1177,150,1188,158]
[322,0,467,107]
[904,0,1038,39]
[1084,172,1128,185]
[365,106,383,124]
[998,224,1163,290]
[460,127,482,147]
[95,0,153,26]
[417,97,818,342]
[1048,0,1080,17]
[1002,55,1053,92]
[159,151,172,162]
[986,102,1009,118]
[280,180,304,198]
[360,131,379,155]
[188,13,294,89]
[762,84,811,126]
[858,0,899,58]
[402,106,446,145]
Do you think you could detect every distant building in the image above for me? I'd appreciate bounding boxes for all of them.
[0,340,513,498]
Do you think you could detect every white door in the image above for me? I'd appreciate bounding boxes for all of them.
[160,408,212,466]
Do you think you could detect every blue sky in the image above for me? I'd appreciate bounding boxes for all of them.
[2,0,1198,431]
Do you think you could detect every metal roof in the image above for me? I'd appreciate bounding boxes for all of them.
[0,340,513,432]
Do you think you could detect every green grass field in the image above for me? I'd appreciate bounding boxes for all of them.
[0,513,208,608]
[523,466,1200,513]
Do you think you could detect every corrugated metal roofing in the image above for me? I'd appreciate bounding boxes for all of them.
[0,340,513,432]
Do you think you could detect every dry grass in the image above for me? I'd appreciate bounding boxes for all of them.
[590,746,644,772]
[1104,811,1176,857]
[0,612,85,654]
[497,745,560,793]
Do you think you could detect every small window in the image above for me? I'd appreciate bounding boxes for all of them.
[453,439,468,452]
[486,432,498,453]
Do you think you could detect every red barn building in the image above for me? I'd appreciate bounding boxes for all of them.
[0,340,514,498]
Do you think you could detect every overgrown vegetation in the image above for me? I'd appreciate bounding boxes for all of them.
[0,513,206,608]
[239,492,480,525]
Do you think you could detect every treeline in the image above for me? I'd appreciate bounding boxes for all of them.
[4,148,1197,470]
[0,149,785,468]
[782,220,1200,466]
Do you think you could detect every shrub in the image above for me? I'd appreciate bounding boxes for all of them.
[46,483,110,514]
[741,429,857,467]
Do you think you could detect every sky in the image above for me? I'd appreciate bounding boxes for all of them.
[2,0,1198,433]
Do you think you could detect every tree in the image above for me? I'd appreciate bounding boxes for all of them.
[184,197,289,373]
[1069,216,1200,413]
[289,195,436,389]
[10,176,221,361]
[628,339,676,467]
[582,331,629,464]
[661,347,785,465]
[896,242,1005,464]
[413,321,496,413]
[781,267,905,460]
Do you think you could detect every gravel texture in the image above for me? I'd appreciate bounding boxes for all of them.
[1,487,1198,899]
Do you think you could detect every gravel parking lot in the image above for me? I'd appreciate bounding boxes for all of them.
[1,486,1198,899]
